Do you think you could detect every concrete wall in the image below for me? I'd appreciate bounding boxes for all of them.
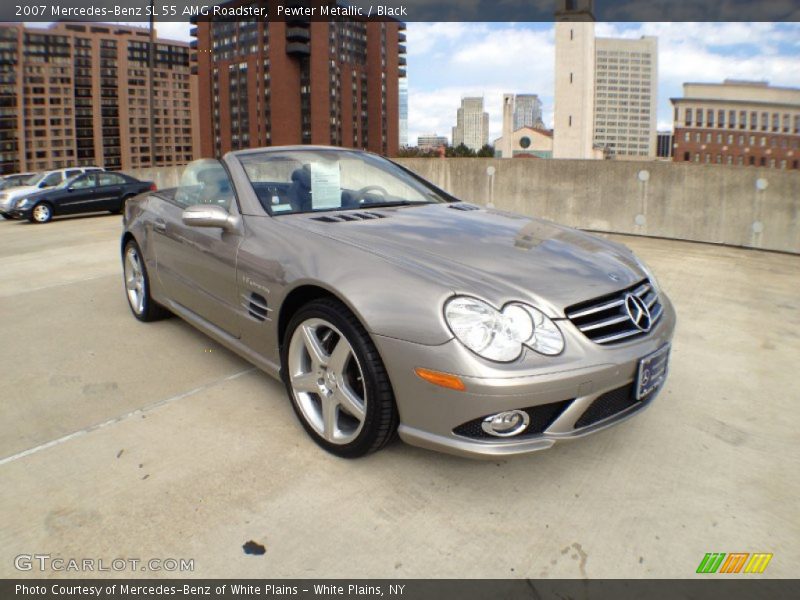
[126,159,800,254]
[396,158,800,254]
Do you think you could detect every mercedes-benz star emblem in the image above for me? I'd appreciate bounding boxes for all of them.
[624,293,652,332]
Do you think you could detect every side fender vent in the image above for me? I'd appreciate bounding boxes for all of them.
[248,293,269,322]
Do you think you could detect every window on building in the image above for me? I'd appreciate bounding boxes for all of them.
[707,110,714,127]
[739,111,747,129]
[685,108,692,126]
[718,110,725,128]
[683,151,690,161]
[696,108,703,127]
[729,110,736,128]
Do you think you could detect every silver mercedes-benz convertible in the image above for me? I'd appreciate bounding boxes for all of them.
[121,146,675,458]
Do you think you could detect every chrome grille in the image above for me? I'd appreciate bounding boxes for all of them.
[565,280,663,345]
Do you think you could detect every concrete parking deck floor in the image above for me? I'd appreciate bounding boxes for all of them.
[0,214,798,579]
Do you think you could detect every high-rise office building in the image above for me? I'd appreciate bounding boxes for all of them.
[192,11,405,158]
[451,96,489,151]
[513,94,544,130]
[671,80,800,169]
[594,36,658,159]
[399,76,408,148]
[0,22,198,175]
[417,133,447,150]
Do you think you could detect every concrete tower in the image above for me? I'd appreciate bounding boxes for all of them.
[499,94,515,159]
[553,0,596,159]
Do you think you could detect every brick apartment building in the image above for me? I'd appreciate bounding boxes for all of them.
[671,80,800,170]
[0,22,199,176]
[191,10,406,157]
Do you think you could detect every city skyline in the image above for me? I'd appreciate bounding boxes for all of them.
[25,20,800,149]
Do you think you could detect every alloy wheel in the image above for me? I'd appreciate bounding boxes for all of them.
[287,318,367,445]
[32,204,51,223]
[124,246,146,316]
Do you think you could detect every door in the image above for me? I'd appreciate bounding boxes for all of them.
[151,159,243,337]
[58,173,103,214]
[94,172,127,211]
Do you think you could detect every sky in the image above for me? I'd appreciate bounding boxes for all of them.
[31,20,800,146]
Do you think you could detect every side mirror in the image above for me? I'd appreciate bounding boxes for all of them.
[181,204,237,231]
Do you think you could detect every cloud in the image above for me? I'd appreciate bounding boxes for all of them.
[406,23,556,145]
[408,21,800,146]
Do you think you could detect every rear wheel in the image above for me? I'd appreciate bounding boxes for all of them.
[29,202,53,224]
[282,298,398,458]
[122,240,169,322]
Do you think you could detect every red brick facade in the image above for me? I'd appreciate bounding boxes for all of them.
[193,16,403,158]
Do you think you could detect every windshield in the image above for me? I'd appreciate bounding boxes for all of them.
[57,174,83,189]
[24,173,45,185]
[0,176,28,190]
[237,149,450,215]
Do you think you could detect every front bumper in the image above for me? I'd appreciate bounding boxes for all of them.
[372,293,676,458]
[7,208,29,219]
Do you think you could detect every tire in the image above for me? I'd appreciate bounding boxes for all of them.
[122,239,170,322]
[29,202,53,224]
[281,298,398,458]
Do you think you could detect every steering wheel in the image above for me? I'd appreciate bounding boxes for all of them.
[353,185,389,204]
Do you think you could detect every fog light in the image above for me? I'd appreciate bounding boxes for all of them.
[481,410,530,437]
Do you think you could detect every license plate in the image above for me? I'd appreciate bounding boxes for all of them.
[636,344,670,400]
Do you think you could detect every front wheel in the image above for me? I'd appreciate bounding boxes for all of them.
[122,240,170,322]
[29,202,53,224]
[282,298,398,458]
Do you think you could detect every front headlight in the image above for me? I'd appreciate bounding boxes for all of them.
[634,256,660,292]
[15,198,29,208]
[444,296,564,362]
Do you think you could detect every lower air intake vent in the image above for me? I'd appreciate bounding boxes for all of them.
[574,384,642,429]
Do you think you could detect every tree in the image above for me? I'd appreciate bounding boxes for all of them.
[476,144,495,157]
[449,143,476,157]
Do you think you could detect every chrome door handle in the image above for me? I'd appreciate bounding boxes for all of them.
[153,219,166,233]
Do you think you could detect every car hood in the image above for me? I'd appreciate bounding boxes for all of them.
[291,203,646,317]
[1,185,39,201]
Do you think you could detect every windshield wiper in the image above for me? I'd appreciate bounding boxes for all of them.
[359,200,433,209]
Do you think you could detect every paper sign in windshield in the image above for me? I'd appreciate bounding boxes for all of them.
[310,161,342,209]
